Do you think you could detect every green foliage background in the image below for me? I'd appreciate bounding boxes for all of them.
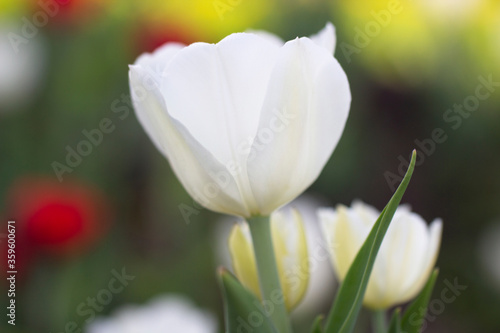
[1,0,499,332]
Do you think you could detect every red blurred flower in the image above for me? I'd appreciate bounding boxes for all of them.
[134,22,200,55]
[4,177,112,259]
[27,0,104,27]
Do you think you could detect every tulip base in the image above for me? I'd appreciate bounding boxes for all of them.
[248,215,292,333]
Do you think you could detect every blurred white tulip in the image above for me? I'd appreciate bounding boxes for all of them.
[283,195,336,316]
[319,201,442,309]
[228,207,309,311]
[129,23,350,218]
[85,295,217,333]
[0,22,45,111]
[214,194,336,315]
[420,0,483,21]
[478,221,500,293]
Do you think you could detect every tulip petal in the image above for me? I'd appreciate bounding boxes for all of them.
[310,22,337,54]
[131,44,184,154]
[161,33,280,167]
[129,66,249,216]
[228,209,310,311]
[228,223,261,299]
[394,214,431,298]
[247,37,350,215]
[134,43,185,79]
[319,206,366,281]
[400,218,442,301]
[367,212,428,308]
[271,209,309,310]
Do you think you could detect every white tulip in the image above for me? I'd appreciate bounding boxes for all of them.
[213,194,336,315]
[420,0,482,21]
[129,23,350,217]
[85,295,217,333]
[228,207,309,310]
[286,195,337,316]
[319,201,443,309]
[478,221,500,293]
[0,22,45,111]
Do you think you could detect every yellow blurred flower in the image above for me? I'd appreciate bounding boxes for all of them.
[334,0,437,85]
[0,0,28,17]
[464,0,500,80]
[228,209,309,311]
[333,0,488,86]
[137,0,274,42]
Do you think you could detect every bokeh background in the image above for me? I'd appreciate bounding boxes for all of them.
[1,0,499,332]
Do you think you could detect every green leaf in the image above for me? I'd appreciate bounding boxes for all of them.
[218,267,278,333]
[323,150,417,333]
[311,315,324,333]
[387,308,402,333]
[401,269,439,333]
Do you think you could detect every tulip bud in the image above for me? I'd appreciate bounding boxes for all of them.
[319,201,442,309]
[228,209,309,311]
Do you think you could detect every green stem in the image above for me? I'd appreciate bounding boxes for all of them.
[372,309,387,333]
[248,216,293,333]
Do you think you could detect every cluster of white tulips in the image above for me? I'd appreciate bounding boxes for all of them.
[127,22,443,333]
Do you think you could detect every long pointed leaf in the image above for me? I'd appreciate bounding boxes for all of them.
[323,150,417,333]
[401,269,439,333]
[218,267,278,333]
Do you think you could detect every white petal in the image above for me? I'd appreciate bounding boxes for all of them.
[129,66,249,216]
[247,37,350,215]
[133,43,185,79]
[289,195,336,316]
[161,33,280,167]
[129,44,184,156]
[400,218,443,301]
[352,200,380,227]
[320,205,366,281]
[374,212,428,307]
[395,213,431,295]
[318,207,338,258]
[271,208,309,310]
[228,222,261,298]
[309,22,337,54]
